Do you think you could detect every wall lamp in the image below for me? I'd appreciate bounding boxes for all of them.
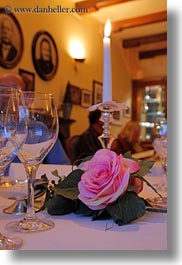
[74,58,85,63]
[69,40,86,63]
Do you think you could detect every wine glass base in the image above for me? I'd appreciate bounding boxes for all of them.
[6,218,54,233]
[0,179,27,188]
[0,234,23,250]
[147,196,167,211]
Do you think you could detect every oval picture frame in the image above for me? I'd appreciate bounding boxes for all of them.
[32,31,58,81]
[0,7,24,69]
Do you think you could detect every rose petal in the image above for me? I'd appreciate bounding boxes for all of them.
[123,158,140,173]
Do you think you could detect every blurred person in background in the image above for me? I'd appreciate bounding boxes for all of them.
[74,109,104,161]
[111,120,147,155]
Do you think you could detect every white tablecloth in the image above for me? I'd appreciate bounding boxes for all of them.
[0,163,167,250]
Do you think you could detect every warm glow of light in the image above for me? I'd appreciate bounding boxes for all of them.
[69,40,85,59]
[104,19,111,37]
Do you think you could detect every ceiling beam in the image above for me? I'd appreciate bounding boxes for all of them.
[75,0,135,13]
[139,48,167,59]
[122,32,167,48]
[112,11,167,33]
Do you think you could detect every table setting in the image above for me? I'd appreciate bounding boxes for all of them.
[0,158,167,250]
[0,86,167,250]
[0,19,167,251]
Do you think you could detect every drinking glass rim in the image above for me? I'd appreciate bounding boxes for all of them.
[0,85,19,91]
[0,86,23,97]
[22,91,54,99]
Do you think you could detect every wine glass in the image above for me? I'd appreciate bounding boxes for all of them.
[148,117,167,208]
[6,91,58,233]
[0,87,27,183]
[0,86,28,249]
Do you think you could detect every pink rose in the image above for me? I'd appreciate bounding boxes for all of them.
[78,149,140,210]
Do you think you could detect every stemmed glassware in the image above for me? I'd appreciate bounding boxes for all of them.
[0,86,28,249]
[148,117,167,208]
[6,91,58,233]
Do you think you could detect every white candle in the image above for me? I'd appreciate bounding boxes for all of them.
[103,19,112,102]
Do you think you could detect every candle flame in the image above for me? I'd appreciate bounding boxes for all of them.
[104,19,111,37]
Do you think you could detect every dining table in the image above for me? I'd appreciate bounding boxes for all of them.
[0,162,167,250]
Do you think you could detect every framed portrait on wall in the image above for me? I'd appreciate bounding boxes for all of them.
[19,69,35,91]
[93,80,103,104]
[123,106,131,118]
[0,8,24,69]
[32,31,58,81]
[112,110,122,125]
[70,84,81,105]
[81,89,92,108]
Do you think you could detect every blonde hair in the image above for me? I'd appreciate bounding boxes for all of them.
[118,121,141,143]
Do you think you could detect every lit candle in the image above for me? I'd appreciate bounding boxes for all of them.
[103,19,112,102]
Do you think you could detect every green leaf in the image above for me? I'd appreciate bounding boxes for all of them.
[46,195,75,215]
[72,154,93,166]
[132,160,155,178]
[51,169,63,179]
[123,152,155,178]
[53,187,79,200]
[52,169,83,200]
[123,151,133,159]
[106,191,146,226]
[56,169,83,188]
[74,200,94,216]
[92,209,111,220]
[40,174,48,180]
[140,159,155,170]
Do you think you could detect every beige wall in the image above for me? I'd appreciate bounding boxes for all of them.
[0,0,166,139]
[139,56,167,78]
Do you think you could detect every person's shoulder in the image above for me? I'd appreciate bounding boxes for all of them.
[111,138,119,147]
[111,137,128,150]
[79,127,91,136]
[112,137,121,144]
[76,129,93,146]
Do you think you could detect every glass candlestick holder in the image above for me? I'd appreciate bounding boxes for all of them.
[88,101,128,149]
[98,105,114,149]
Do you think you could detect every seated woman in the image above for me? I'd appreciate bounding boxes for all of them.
[111,120,146,155]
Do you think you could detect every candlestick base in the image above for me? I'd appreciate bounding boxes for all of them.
[88,101,128,149]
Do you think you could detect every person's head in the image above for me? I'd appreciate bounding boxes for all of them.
[40,38,52,62]
[0,18,14,45]
[0,73,26,91]
[88,109,103,135]
[119,120,141,143]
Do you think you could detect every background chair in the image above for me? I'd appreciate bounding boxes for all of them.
[66,135,80,164]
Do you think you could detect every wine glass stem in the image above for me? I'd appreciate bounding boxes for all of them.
[24,165,38,220]
[160,157,167,191]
